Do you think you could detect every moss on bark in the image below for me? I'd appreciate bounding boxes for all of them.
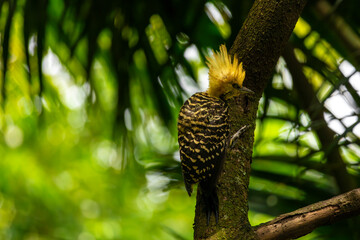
[193,0,307,239]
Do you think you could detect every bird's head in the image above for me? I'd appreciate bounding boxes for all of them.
[206,44,253,99]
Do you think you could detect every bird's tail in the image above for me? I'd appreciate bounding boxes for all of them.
[199,182,219,225]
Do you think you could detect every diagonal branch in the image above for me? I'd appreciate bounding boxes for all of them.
[282,43,356,193]
[254,188,360,240]
[313,0,360,66]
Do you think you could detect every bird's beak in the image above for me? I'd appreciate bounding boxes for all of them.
[240,86,254,94]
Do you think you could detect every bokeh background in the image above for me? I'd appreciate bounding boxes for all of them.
[1,0,360,239]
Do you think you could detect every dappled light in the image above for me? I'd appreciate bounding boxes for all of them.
[1,0,360,239]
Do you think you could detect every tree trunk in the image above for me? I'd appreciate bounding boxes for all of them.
[193,0,308,239]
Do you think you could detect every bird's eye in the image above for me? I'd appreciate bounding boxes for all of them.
[232,83,240,89]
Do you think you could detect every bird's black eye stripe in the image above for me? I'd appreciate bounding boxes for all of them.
[232,83,240,89]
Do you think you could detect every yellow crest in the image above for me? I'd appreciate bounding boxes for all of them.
[206,44,246,98]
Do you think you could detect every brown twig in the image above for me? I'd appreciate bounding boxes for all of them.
[254,188,360,240]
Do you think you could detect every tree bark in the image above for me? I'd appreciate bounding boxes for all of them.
[193,0,307,239]
[254,188,360,240]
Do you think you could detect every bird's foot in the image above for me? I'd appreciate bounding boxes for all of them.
[230,125,249,148]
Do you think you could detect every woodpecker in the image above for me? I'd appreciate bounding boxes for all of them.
[177,44,253,224]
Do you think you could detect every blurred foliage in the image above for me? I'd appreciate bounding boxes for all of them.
[1,0,360,239]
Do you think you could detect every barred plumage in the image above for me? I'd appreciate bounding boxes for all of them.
[177,44,252,224]
[178,92,229,196]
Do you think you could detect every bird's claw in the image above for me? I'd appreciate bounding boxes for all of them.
[230,125,249,148]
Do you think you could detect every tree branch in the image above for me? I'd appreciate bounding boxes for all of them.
[313,0,360,66]
[230,0,308,98]
[282,43,357,193]
[254,188,360,240]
